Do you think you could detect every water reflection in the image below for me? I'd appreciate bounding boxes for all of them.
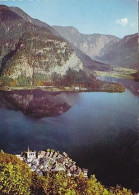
[0,90,78,118]
[71,129,139,191]
[0,89,138,192]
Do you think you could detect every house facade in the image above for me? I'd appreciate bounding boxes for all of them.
[16,148,88,178]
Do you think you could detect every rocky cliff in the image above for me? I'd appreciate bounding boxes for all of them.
[98,33,138,69]
[53,26,138,69]
[10,7,112,72]
[53,26,120,59]
[0,5,83,87]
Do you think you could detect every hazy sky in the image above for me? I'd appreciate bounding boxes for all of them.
[0,0,138,38]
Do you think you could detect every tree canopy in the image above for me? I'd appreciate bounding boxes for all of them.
[0,151,133,195]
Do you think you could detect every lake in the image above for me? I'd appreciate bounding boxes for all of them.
[0,82,138,192]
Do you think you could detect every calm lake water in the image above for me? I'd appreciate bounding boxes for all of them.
[0,84,139,191]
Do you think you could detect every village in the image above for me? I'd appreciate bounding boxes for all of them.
[16,148,88,178]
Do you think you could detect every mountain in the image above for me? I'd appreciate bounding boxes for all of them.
[53,26,138,69]
[53,26,120,59]
[97,33,139,69]
[0,5,26,66]
[10,6,60,36]
[10,7,112,72]
[73,45,112,71]
[0,5,125,92]
[0,5,83,87]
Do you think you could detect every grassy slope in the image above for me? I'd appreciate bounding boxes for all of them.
[95,67,138,80]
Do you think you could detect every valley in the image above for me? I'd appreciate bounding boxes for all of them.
[95,67,138,80]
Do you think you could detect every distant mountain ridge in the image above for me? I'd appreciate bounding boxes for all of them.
[9,6,112,72]
[98,33,138,69]
[53,26,138,69]
[72,45,112,71]
[53,26,120,59]
[10,6,60,36]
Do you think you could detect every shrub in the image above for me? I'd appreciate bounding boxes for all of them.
[0,151,133,195]
[0,152,32,195]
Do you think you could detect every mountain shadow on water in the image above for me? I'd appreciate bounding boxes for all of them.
[1,90,72,118]
[70,129,139,193]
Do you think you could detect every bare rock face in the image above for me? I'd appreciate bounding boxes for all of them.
[98,33,139,68]
[1,31,83,80]
[53,26,138,69]
[0,5,83,85]
[53,26,120,59]
[9,7,109,72]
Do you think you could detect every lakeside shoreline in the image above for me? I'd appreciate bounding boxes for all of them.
[0,85,125,93]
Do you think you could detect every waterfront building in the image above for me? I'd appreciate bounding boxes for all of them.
[16,148,88,178]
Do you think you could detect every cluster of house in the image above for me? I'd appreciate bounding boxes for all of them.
[16,148,88,177]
